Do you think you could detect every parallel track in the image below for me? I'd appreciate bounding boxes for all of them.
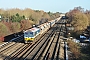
[0,18,67,60]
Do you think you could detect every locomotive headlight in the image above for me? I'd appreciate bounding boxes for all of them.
[25,38,28,40]
[31,38,34,40]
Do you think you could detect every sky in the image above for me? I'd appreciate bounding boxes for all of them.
[0,0,90,13]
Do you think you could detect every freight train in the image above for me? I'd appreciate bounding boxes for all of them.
[23,17,61,43]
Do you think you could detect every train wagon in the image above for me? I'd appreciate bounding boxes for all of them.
[37,22,50,35]
[24,27,40,43]
[48,20,56,27]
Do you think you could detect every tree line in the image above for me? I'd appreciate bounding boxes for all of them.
[67,6,90,60]
[0,8,61,38]
[66,6,90,38]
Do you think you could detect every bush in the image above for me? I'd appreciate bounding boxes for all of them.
[10,22,21,33]
[67,40,81,59]
[20,20,34,30]
[0,22,11,36]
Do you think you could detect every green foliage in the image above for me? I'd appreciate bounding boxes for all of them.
[0,8,60,23]
[22,15,25,19]
[35,10,40,12]
[11,13,25,22]
[48,11,51,15]
[0,8,61,37]
[16,13,19,17]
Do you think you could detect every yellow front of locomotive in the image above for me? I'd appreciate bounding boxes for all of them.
[24,30,35,43]
[24,37,34,43]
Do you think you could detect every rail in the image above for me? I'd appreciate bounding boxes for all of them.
[64,42,68,60]
[0,34,23,49]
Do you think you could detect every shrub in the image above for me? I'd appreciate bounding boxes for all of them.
[67,40,81,59]
[0,22,11,36]
[10,22,21,33]
[20,20,34,30]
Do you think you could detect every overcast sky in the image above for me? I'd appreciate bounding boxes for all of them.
[0,0,89,13]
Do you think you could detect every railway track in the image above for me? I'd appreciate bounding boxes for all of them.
[19,24,63,60]
[40,24,62,60]
[0,34,24,49]
[0,24,54,60]
[0,35,24,60]
[0,42,24,59]
[0,18,67,60]
[27,25,58,60]
[19,25,57,60]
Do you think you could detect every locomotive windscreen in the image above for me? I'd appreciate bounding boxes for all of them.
[29,32,34,37]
